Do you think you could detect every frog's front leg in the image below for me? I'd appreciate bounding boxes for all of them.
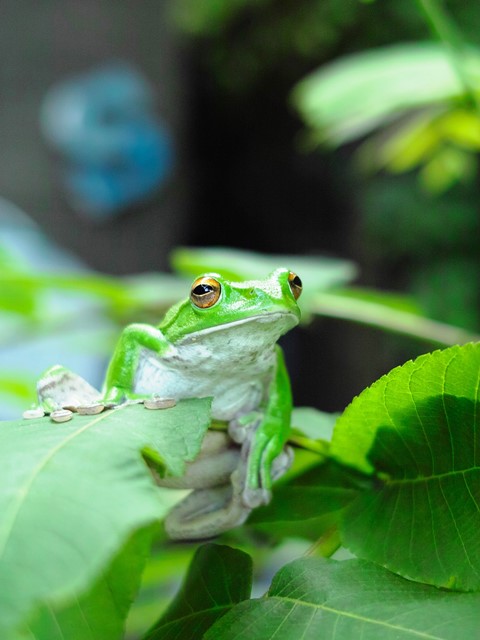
[229,346,294,508]
[102,323,174,405]
[36,365,103,414]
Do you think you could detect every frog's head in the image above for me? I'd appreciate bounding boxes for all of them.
[160,268,302,344]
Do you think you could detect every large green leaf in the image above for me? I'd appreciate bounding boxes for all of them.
[24,525,156,640]
[293,42,480,146]
[144,543,252,640]
[330,343,480,590]
[0,399,212,637]
[206,557,480,639]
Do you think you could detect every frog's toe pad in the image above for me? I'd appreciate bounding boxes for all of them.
[242,487,271,509]
[37,366,101,413]
[271,445,294,480]
[228,420,248,444]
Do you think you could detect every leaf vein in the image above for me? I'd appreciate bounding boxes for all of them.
[0,408,122,564]
[437,476,480,579]
[269,596,446,639]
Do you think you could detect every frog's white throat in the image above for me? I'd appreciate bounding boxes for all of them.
[176,310,298,345]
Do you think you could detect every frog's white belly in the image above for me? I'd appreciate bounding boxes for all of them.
[133,316,287,421]
[135,354,266,419]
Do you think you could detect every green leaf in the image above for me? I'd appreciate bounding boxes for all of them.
[359,108,480,181]
[206,557,480,639]
[291,406,338,442]
[288,407,339,457]
[357,109,442,175]
[125,545,195,638]
[0,399,212,637]
[0,271,184,323]
[293,42,480,146]
[310,289,480,345]
[0,374,37,403]
[437,109,480,149]
[0,284,37,316]
[420,146,476,193]
[25,525,157,640]
[144,543,252,640]
[248,460,361,525]
[330,343,480,590]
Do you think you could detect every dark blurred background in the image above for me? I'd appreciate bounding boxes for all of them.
[1,0,479,415]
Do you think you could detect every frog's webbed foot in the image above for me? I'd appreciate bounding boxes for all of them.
[101,385,129,408]
[164,484,251,540]
[161,431,251,540]
[36,365,103,414]
[100,385,150,409]
[156,431,240,490]
[229,411,294,508]
[228,411,262,444]
[239,435,294,509]
[156,431,242,539]
[164,471,251,540]
[160,430,293,540]
[165,444,293,539]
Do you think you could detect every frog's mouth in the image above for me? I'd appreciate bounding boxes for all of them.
[178,311,299,343]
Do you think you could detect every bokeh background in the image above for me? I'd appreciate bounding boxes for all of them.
[1,0,479,419]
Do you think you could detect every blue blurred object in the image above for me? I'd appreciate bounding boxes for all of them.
[40,62,174,219]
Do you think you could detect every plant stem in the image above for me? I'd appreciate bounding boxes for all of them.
[288,434,329,456]
[415,0,480,111]
[311,291,480,346]
[304,526,341,558]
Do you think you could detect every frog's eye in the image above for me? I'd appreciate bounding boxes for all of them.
[190,276,221,308]
[288,271,303,300]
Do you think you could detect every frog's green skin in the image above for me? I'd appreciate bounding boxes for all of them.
[102,268,301,509]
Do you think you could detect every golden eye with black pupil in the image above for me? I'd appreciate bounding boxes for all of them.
[190,276,221,308]
[288,271,303,300]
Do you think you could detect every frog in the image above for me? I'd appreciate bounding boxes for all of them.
[33,268,302,539]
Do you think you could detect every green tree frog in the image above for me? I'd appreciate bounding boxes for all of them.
[35,268,302,539]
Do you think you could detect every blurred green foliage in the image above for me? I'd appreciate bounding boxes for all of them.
[289,1,480,334]
[173,0,480,337]
[293,41,480,192]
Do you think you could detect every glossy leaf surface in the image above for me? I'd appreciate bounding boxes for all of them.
[24,526,156,640]
[206,557,480,639]
[330,343,480,590]
[144,544,252,640]
[0,399,211,637]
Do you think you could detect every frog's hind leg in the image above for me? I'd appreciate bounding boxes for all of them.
[163,440,294,540]
[37,365,102,413]
[164,479,251,541]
